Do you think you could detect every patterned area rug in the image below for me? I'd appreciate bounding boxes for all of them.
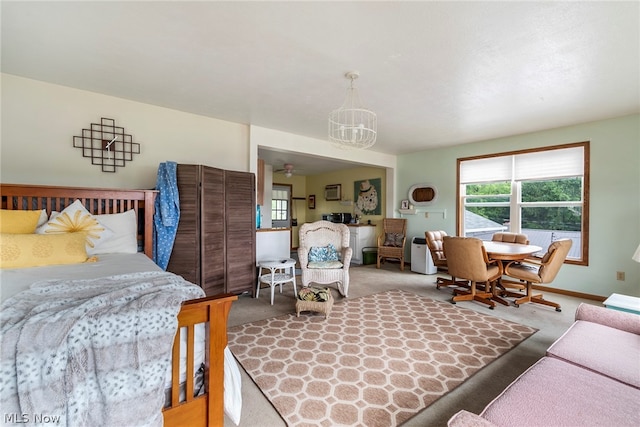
[227,289,537,427]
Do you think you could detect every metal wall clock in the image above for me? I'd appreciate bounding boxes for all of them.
[73,117,140,173]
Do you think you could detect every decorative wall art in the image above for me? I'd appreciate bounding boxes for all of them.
[408,183,438,206]
[354,178,381,215]
[73,117,140,173]
[308,195,316,209]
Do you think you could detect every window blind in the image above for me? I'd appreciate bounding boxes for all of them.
[514,146,583,180]
[272,189,287,200]
[460,156,512,184]
[460,146,584,184]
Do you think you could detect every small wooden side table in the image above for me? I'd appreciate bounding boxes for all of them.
[256,258,297,305]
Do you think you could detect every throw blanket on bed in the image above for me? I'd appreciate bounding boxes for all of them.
[0,271,205,427]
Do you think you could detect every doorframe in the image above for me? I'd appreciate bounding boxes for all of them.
[272,183,293,249]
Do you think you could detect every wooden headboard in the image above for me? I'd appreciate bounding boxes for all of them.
[1,184,158,258]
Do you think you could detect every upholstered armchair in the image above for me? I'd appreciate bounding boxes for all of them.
[443,236,503,309]
[491,231,530,293]
[298,220,352,297]
[504,239,573,312]
[492,232,529,245]
[425,230,467,290]
[376,218,407,271]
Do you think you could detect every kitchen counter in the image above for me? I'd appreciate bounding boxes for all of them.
[347,225,377,264]
[257,227,291,232]
[256,228,291,264]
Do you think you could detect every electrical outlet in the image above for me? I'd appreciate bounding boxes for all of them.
[616,271,625,281]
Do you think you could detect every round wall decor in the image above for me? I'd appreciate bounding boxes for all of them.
[408,183,438,206]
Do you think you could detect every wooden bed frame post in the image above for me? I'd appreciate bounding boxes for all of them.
[144,190,156,257]
[163,294,237,427]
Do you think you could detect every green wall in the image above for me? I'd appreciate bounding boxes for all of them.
[397,114,640,298]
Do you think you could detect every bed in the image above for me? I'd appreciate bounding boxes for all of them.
[0,183,238,427]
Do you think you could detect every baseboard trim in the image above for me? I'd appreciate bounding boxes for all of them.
[532,285,606,302]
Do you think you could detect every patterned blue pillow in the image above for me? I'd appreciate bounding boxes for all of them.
[308,244,339,262]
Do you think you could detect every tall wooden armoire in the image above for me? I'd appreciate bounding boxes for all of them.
[167,164,256,296]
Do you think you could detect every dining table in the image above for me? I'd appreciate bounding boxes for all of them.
[482,241,543,261]
[482,241,543,305]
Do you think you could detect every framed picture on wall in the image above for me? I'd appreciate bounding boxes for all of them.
[354,178,382,215]
[308,195,316,209]
[401,199,409,209]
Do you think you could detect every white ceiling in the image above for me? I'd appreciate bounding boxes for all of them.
[2,1,638,175]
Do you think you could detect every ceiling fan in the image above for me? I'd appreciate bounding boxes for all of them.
[274,163,296,178]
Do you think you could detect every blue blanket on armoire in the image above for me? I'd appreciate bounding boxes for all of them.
[153,161,180,270]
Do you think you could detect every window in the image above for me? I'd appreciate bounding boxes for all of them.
[458,142,589,265]
[271,188,289,221]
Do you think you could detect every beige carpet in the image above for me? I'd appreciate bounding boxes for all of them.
[227,289,537,427]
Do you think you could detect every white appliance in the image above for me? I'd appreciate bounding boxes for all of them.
[411,237,437,274]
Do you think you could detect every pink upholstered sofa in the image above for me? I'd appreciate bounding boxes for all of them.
[448,303,640,427]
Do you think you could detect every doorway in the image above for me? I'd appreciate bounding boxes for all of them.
[271,184,292,229]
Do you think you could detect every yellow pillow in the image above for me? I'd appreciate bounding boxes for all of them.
[0,209,42,234]
[0,232,89,269]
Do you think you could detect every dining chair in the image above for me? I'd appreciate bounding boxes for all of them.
[491,231,530,295]
[491,232,530,245]
[443,236,503,309]
[425,230,468,290]
[503,239,573,312]
[377,218,407,271]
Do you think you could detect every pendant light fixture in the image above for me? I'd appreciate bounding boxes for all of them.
[328,71,377,149]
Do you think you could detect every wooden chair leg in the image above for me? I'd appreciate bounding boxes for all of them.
[490,280,511,306]
[500,278,526,292]
[513,282,535,306]
[437,273,469,290]
[531,296,562,312]
[452,281,495,309]
[512,282,562,312]
[474,294,496,309]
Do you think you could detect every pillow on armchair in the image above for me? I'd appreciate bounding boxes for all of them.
[383,233,404,247]
[307,243,343,269]
[309,243,340,262]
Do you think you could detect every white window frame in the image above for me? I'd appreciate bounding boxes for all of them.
[271,188,289,222]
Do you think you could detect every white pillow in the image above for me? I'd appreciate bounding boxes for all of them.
[36,199,113,252]
[36,209,48,228]
[91,210,138,254]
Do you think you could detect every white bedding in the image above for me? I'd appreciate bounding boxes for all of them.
[0,253,242,425]
[0,253,159,303]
